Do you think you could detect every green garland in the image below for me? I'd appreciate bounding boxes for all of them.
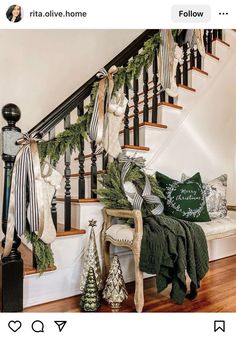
[25,231,55,274]
[38,32,163,162]
[97,160,165,218]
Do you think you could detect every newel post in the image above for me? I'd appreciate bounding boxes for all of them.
[0,103,23,312]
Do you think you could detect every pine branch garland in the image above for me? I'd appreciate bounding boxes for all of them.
[25,231,55,274]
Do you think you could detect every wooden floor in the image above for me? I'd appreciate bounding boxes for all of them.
[24,255,236,312]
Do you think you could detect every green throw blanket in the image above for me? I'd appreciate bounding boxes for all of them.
[140,214,209,304]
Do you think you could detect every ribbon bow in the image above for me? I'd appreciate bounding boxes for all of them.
[3,133,45,257]
[119,153,164,215]
[89,65,117,145]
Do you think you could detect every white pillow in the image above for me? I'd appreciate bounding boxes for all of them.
[181,174,227,219]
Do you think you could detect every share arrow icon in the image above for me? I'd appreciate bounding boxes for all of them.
[54,321,67,332]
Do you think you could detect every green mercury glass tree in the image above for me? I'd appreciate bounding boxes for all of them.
[80,267,100,312]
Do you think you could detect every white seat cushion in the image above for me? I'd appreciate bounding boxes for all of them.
[197,216,236,240]
[106,224,135,244]
[106,217,236,244]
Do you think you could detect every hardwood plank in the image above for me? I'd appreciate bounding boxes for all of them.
[24,255,236,312]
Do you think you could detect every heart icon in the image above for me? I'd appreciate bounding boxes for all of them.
[8,320,22,332]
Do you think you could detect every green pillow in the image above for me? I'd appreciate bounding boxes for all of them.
[156,172,210,222]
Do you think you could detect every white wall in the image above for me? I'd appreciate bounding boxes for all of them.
[0,29,143,131]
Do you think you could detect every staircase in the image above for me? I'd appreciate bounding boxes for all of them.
[1,29,236,311]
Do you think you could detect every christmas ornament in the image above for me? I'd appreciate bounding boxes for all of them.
[80,219,103,292]
[80,267,100,312]
[103,255,128,311]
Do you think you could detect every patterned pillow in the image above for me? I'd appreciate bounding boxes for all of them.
[181,174,227,219]
[156,172,210,222]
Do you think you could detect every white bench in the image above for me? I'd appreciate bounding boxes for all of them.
[101,207,236,312]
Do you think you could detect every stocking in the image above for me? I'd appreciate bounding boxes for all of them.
[103,92,128,158]
[166,45,183,98]
[158,30,180,98]
[38,162,62,244]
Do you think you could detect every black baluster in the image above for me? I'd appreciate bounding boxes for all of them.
[190,47,195,68]
[143,67,149,122]
[197,50,202,69]
[168,96,174,104]
[64,114,71,231]
[102,150,108,171]
[160,89,165,103]
[0,104,23,312]
[152,47,158,123]
[133,59,139,146]
[183,43,188,86]
[49,128,57,230]
[77,102,85,199]
[90,141,97,198]
[176,62,181,85]
[208,29,213,54]
[123,81,130,145]
[218,29,222,40]
[213,29,218,40]
[203,30,207,48]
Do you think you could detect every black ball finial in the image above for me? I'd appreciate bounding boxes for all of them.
[2,103,21,127]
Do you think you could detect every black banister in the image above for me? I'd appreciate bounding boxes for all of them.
[28,29,159,138]
[1,104,23,312]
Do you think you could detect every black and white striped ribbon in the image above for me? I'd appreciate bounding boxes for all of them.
[3,133,44,257]
[158,29,175,92]
[15,134,39,235]
[89,66,117,144]
[119,153,164,215]
[89,68,108,143]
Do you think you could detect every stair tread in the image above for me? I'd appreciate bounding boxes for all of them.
[69,170,105,178]
[212,38,230,47]
[120,121,167,134]
[56,197,99,203]
[206,52,220,60]
[191,67,208,76]
[177,84,196,92]
[0,243,56,276]
[56,225,86,237]
[158,102,183,109]
[122,145,150,151]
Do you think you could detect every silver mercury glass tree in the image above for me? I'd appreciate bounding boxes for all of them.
[103,255,128,311]
[80,219,103,292]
